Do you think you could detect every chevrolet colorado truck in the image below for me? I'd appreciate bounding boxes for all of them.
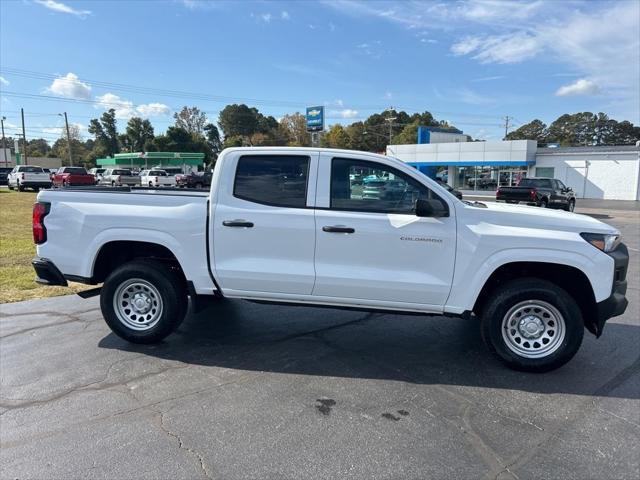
[31,147,629,372]
[496,177,576,211]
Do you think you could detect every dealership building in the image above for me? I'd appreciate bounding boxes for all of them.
[97,151,205,172]
[387,128,640,201]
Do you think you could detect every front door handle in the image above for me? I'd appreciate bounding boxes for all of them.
[223,220,254,228]
[322,225,355,234]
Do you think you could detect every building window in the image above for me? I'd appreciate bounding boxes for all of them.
[233,155,310,208]
[535,167,555,178]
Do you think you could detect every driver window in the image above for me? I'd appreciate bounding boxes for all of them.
[330,157,443,214]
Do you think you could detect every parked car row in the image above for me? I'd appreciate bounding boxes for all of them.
[4,165,212,191]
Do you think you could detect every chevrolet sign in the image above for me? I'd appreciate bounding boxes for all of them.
[306,106,324,132]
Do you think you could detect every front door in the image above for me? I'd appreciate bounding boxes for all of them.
[313,153,457,309]
[213,152,318,295]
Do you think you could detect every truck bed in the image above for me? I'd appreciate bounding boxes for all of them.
[36,186,214,293]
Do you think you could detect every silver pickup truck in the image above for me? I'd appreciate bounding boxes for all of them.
[99,168,141,187]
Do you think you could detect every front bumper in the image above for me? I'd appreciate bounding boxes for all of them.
[32,258,67,286]
[593,243,629,336]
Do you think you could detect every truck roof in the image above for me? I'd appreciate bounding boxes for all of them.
[221,146,390,161]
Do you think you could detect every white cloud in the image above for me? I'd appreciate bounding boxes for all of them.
[35,0,91,17]
[281,11,290,20]
[555,78,600,97]
[451,32,541,63]
[45,72,92,99]
[96,93,134,118]
[329,109,359,119]
[260,13,272,22]
[472,75,505,82]
[96,93,171,119]
[457,87,495,105]
[0,76,9,86]
[136,102,171,117]
[42,122,83,136]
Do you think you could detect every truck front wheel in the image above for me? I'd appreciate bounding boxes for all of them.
[100,260,187,344]
[480,278,584,372]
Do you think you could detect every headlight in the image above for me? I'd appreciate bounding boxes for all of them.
[580,232,621,252]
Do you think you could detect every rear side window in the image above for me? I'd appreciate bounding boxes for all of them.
[65,167,87,175]
[19,166,44,173]
[234,155,309,208]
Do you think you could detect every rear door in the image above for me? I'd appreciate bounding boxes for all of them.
[212,151,319,295]
[313,153,456,308]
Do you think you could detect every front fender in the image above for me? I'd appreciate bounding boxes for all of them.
[444,247,614,314]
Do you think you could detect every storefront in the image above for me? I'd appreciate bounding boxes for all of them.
[387,140,537,193]
[97,151,205,173]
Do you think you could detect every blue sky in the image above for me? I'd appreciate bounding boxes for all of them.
[1,0,638,143]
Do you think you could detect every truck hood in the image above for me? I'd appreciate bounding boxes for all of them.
[465,201,619,235]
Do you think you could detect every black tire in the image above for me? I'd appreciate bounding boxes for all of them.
[564,199,575,212]
[100,260,188,344]
[538,198,548,208]
[17,181,24,192]
[480,277,584,372]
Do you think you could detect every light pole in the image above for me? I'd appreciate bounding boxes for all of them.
[58,112,72,166]
[1,116,7,166]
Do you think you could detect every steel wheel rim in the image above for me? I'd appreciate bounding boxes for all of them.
[501,300,566,359]
[113,278,163,331]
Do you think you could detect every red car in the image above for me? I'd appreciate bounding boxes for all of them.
[52,166,96,187]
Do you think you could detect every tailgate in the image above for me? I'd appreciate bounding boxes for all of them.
[498,187,533,200]
[25,173,50,182]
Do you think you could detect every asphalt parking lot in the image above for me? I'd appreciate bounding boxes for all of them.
[1,203,639,480]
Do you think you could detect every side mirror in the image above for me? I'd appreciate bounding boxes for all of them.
[416,198,449,218]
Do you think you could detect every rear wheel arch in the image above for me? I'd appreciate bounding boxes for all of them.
[472,261,598,335]
[92,240,187,287]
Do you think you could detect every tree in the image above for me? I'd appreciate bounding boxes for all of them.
[321,124,351,149]
[173,106,208,136]
[506,119,547,142]
[278,113,310,146]
[218,104,260,139]
[151,127,214,163]
[204,123,222,159]
[124,117,154,152]
[51,124,88,165]
[88,109,120,156]
[26,138,51,157]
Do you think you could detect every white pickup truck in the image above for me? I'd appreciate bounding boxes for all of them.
[31,147,629,372]
[8,165,52,191]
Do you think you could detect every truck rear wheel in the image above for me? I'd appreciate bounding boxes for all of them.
[480,278,584,372]
[100,260,187,344]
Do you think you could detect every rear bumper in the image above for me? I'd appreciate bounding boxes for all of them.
[32,258,68,286]
[593,243,629,336]
[22,181,52,188]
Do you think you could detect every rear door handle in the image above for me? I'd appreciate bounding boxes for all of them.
[322,225,355,234]
[223,220,254,228]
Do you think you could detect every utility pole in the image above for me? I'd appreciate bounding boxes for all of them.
[21,108,28,165]
[60,112,72,165]
[1,116,6,166]
[503,115,512,140]
[385,106,397,144]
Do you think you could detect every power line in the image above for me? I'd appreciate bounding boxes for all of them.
[1,66,508,120]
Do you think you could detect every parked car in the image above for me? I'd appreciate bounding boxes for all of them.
[100,168,141,187]
[496,177,576,211]
[175,171,212,189]
[33,147,629,373]
[435,178,463,200]
[0,167,12,185]
[467,175,497,190]
[139,169,176,187]
[89,168,106,182]
[52,166,96,188]
[7,165,52,191]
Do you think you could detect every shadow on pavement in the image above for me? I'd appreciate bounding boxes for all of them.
[99,298,640,400]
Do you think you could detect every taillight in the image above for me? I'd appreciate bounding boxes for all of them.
[33,202,50,245]
[530,189,536,200]
[496,187,501,196]
[155,177,159,182]
[21,173,25,180]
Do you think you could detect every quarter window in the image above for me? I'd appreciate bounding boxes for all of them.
[234,155,310,208]
[330,158,443,214]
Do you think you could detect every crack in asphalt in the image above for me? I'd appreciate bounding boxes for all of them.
[0,309,100,339]
[0,356,185,411]
[153,408,213,480]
